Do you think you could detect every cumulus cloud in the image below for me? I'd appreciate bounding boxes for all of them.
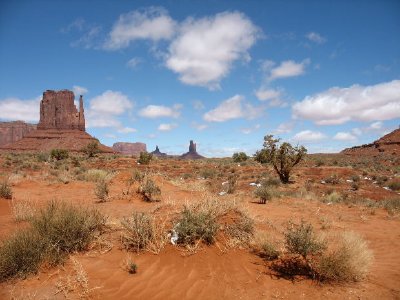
[139,104,182,118]
[126,57,143,69]
[306,32,326,44]
[292,80,400,125]
[268,59,310,81]
[333,132,357,141]
[158,123,177,131]
[0,96,41,122]
[203,95,262,122]
[165,12,259,89]
[369,121,383,130]
[293,130,326,142]
[273,122,295,134]
[86,90,133,128]
[254,87,286,107]
[104,7,176,50]
[72,85,88,96]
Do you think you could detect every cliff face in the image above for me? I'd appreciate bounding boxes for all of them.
[0,121,37,146]
[341,128,400,156]
[37,90,85,131]
[113,142,147,156]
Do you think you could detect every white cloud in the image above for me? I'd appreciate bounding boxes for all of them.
[126,57,143,69]
[166,12,259,89]
[86,90,133,128]
[255,87,281,101]
[333,132,357,141]
[293,130,326,142]
[0,96,41,122]
[117,127,137,133]
[268,59,310,81]
[203,95,262,122]
[306,32,326,44]
[89,90,133,115]
[240,124,260,134]
[292,80,400,125]
[192,122,208,131]
[273,122,295,134]
[104,7,176,50]
[158,123,177,131]
[72,85,88,96]
[369,121,383,130]
[139,104,181,118]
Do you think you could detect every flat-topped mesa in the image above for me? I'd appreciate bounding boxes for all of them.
[37,90,85,131]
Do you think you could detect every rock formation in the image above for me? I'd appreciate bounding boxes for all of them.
[151,145,167,157]
[113,142,147,156]
[0,121,37,147]
[37,90,85,131]
[0,89,112,153]
[180,140,204,159]
[341,128,400,156]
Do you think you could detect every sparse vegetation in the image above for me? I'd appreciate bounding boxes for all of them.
[255,135,307,183]
[50,149,69,161]
[138,178,161,202]
[82,141,100,158]
[254,184,273,204]
[95,180,109,202]
[0,180,13,199]
[138,152,153,165]
[232,152,248,163]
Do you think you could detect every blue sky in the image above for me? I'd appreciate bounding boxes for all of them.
[0,0,399,156]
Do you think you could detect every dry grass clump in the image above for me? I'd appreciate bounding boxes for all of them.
[138,178,161,202]
[0,201,106,281]
[95,180,109,202]
[316,231,373,282]
[251,232,280,260]
[84,169,113,182]
[10,198,37,222]
[121,211,168,254]
[0,180,13,199]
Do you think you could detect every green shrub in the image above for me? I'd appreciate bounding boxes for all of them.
[260,241,280,260]
[37,152,49,162]
[138,178,161,202]
[175,206,218,245]
[128,262,137,274]
[388,179,400,191]
[232,152,248,163]
[381,198,400,214]
[138,152,153,165]
[50,149,69,161]
[199,168,217,179]
[254,185,273,204]
[0,181,12,199]
[121,212,154,252]
[316,232,373,282]
[324,174,340,185]
[82,141,100,158]
[226,174,239,194]
[95,180,109,202]
[284,221,326,259]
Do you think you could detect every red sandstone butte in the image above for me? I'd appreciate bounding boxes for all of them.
[0,121,37,147]
[112,142,147,156]
[180,140,204,159]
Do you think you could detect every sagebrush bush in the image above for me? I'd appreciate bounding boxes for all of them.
[138,152,153,165]
[139,178,161,202]
[82,141,100,158]
[50,149,69,161]
[254,185,273,204]
[121,212,153,252]
[0,181,12,199]
[388,179,400,191]
[316,232,373,282]
[324,174,340,185]
[175,206,218,245]
[260,241,280,260]
[226,174,239,194]
[284,221,326,259]
[232,152,248,163]
[95,180,109,202]
[0,201,105,281]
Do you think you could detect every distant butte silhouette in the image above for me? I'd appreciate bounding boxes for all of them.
[180,140,204,159]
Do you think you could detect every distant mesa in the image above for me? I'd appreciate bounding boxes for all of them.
[341,128,400,156]
[0,121,37,147]
[113,142,146,156]
[151,145,168,157]
[0,89,112,153]
[180,140,204,160]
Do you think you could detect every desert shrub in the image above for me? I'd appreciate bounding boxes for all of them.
[82,141,100,158]
[284,221,326,259]
[128,261,137,274]
[387,179,400,191]
[121,212,154,252]
[10,198,36,222]
[381,198,400,214]
[95,180,109,202]
[199,168,217,179]
[138,152,153,165]
[31,201,106,263]
[175,206,218,245]
[132,169,145,183]
[254,185,273,204]
[0,201,105,281]
[350,175,360,182]
[316,232,373,282]
[226,174,239,194]
[323,191,342,204]
[225,212,254,246]
[232,152,248,163]
[324,174,340,185]
[84,169,110,182]
[138,178,161,202]
[0,229,46,281]
[376,175,388,186]
[315,159,324,167]
[50,149,69,161]
[0,181,12,199]
[260,241,280,260]
[37,152,49,162]
[351,182,359,191]
[255,135,307,183]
